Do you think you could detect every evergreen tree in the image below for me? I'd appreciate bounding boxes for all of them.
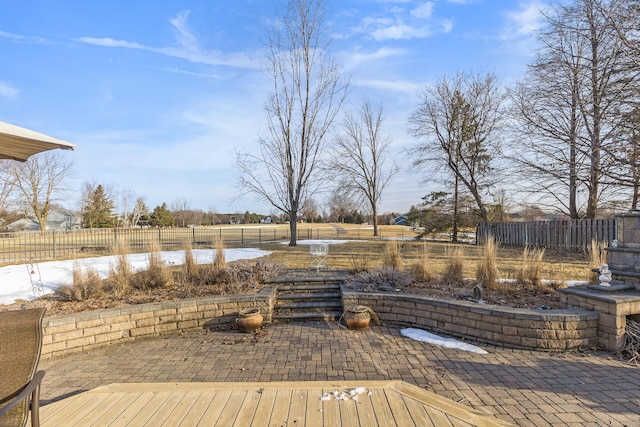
[150,203,175,227]
[82,184,115,228]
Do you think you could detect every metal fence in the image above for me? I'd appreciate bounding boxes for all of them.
[476,219,617,251]
[0,225,419,264]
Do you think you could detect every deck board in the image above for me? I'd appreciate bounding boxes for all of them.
[39,381,514,426]
[250,388,277,427]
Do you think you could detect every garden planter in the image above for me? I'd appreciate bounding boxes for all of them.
[236,308,263,333]
[344,305,371,331]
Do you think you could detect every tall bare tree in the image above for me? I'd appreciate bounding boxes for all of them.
[11,152,73,231]
[331,101,398,236]
[510,0,634,217]
[409,72,505,231]
[236,0,347,246]
[327,191,357,223]
[508,9,588,218]
[131,197,149,228]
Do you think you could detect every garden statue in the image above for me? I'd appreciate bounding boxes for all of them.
[599,263,612,287]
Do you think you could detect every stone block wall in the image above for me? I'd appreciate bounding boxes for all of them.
[560,286,640,351]
[41,287,276,358]
[343,288,599,351]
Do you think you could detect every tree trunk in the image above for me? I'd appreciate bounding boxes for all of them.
[452,174,459,243]
[372,204,379,237]
[289,211,298,246]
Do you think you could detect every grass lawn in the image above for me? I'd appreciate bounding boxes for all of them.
[240,237,593,283]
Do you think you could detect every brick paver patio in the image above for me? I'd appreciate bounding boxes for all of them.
[40,322,640,426]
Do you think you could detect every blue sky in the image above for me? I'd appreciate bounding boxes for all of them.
[0,0,547,216]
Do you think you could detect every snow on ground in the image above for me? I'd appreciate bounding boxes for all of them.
[280,240,352,245]
[0,248,270,305]
[401,328,488,354]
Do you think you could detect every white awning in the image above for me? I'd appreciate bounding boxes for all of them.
[0,121,76,162]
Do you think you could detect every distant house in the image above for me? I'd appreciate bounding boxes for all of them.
[394,215,409,226]
[7,209,81,231]
[260,216,273,224]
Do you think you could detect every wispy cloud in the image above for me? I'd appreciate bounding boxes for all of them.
[410,2,434,19]
[503,1,547,38]
[0,82,19,99]
[0,30,50,45]
[340,47,406,71]
[349,1,451,41]
[75,10,262,69]
[355,78,423,96]
[76,37,145,49]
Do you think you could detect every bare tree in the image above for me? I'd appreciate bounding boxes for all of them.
[409,72,505,231]
[596,0,640,65]
[508,12,588,218]
[0,160,16,211]
[327,191,358,223]
[509,0,635,217]
[11,152,73,231]
[236,0,348,246]
[171,198,191,227]
[331,101,398,236]
[131,197,149,228]
[300,198,320,222]
[116,187,137,227]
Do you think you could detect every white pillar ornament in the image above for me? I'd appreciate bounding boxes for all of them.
[598,263,612,287]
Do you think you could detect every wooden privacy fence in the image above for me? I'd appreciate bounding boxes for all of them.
[476,219,617,251]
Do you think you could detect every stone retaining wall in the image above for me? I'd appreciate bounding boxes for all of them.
[342,288,600,351]
[41,287,276,358]
[40,285,602,358]
[560,286,640,351]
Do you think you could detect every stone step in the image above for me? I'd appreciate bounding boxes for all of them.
[272,311,343,322]
[277,292,341,300]
[277,283,341,292]
[275,301,343,310]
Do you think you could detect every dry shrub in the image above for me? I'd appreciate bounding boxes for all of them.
[443,246,465,285]
[134,240,173,290]
[476,237,501,290]
[182,240,198,279]
[516,247,545,287]
[220,261,283,293]
[383,240,402,270]
[347,268,412,292]
[105,240,133,296]
[349,254,370,273]
[589,239,608,284]
[56,263,103,302]
[410,242,433,281]
[212,238,226,274]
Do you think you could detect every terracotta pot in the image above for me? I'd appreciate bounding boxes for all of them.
[344,305,371,331]
[236,308,263,333]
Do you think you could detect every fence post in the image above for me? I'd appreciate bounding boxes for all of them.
[259,228,262,244]
[241,228,244,245]
[53,230,57,259]
[192,227,195,245]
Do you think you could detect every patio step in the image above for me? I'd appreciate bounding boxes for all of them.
[273,278,344,323]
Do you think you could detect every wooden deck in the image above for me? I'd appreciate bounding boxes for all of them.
[40,381,513,426]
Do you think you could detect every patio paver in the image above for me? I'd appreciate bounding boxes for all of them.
[39,322,640,426]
